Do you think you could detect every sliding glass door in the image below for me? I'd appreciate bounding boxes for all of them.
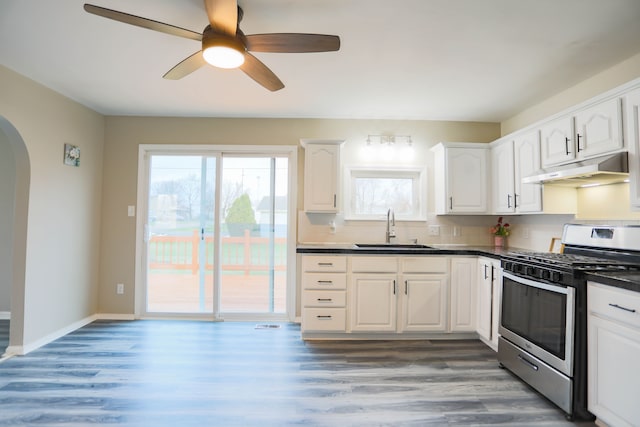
[140,149,291,319]
[145,155,216,314]
[219,156,288,314]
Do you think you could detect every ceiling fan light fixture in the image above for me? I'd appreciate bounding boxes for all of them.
[202,34,246,69]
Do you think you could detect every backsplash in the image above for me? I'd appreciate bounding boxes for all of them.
[298,212,571,250]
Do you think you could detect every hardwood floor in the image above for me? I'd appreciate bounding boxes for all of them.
[0,320,597,426]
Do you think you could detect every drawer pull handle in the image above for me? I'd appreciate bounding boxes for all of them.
[318,262,334,266]
[317,280,333,284]
[609,303,636,313]
[518,354,539,371]
[317,298,333,302]
[316,315,333,319]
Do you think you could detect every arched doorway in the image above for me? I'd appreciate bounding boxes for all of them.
[0,116,30,358]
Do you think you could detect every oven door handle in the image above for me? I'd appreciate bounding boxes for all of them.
[517,354,539,371]
[502,271,570,295]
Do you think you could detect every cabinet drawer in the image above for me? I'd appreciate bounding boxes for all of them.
[351,256,397,273]
[402,257,449,274]
[302,273,347,290]
[302,308,346,332]
[302,290,346,307]
[301,256,347,272]
[588,282,640,329]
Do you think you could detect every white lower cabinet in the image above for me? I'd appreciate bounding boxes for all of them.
[587,282,640,427]
[476,257,502,350]
[400,274,448,332]
[349,256,451,333]
[450,257,477,332]
[301,255,348,333]
[350,273,398,332]
[301,254,485,337]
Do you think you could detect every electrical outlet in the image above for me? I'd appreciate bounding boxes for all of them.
[127,205,135,217]
[522,228,530,239]
[428,225,440,236]
[116,283,124,295]
[453,226,461,237]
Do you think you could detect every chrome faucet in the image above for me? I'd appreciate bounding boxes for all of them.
[385,208,396,243]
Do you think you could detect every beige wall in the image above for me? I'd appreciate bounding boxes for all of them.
[0,65,104,352]
[99,117,499,314]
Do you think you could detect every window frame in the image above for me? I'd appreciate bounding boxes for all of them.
[343,165,427,221]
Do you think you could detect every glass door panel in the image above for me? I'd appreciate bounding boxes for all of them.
[145,155,216,314]
[219,156,288,314]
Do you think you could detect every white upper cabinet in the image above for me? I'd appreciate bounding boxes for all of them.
[540,116,575,167]
[432,142,489,214]
[625,88,640,210]
[574,98,623,158]
[492,140,515,213]
[513,130,542,213]
[541,98,623,168]
[301,139,344,212]
[491,130,541,214]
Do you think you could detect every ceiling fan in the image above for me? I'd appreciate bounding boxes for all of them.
[83,0,341,91]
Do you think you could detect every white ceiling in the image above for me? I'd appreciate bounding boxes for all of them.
[2,0,640,122]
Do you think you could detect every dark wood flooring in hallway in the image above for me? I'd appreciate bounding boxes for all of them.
[0,321,597,426]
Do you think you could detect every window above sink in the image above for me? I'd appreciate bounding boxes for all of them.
[344,166,427,221]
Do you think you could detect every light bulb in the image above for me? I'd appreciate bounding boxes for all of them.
[203,46,245,69]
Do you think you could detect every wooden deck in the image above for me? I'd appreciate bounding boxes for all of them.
[147,272,287,314]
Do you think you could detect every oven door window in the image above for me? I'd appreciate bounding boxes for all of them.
[501,276,567,359]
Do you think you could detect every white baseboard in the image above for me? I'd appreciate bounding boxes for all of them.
[0,311,10,320]
[95,313,136,321]
[5,314,98,356]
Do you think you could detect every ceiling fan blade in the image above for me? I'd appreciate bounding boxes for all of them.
[204,0,238,36]
[84,4,202,41]
[239,53,284,91]
[163,51,206,80]
[245,34,340,53]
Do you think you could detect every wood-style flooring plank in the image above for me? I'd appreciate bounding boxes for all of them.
[0,321,597,426]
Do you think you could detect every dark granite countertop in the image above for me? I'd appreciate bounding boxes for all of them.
[296,244,521,259]
[586,271,640,293]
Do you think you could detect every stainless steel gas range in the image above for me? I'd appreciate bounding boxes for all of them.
[498,224,640,421]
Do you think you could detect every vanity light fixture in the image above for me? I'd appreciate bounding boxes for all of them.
[364,135,413,161]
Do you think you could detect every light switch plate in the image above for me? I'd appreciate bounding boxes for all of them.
[428,225,440,236]
[127,205,135,217]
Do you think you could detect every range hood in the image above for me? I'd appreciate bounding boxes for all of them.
[522,152,629,187]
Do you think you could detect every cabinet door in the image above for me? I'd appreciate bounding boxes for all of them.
[350,274,397,332]
[575,98,623,159]
[492,141,515,213]
[540,116,575,167]
[588,315,640,427]
[303,143,340,212]
[399,275,448,332]
[447,148,489,213]
[450,257,477,332]
[476,259,493,341]
[625,88,640,209]
[514,130,542,213]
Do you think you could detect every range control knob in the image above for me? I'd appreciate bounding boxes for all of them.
[541,270,551,280]
[551,271,562,282]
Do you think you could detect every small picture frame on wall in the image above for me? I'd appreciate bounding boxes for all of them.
[63,143,80,167]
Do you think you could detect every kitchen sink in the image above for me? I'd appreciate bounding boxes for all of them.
[354,243,435,249]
